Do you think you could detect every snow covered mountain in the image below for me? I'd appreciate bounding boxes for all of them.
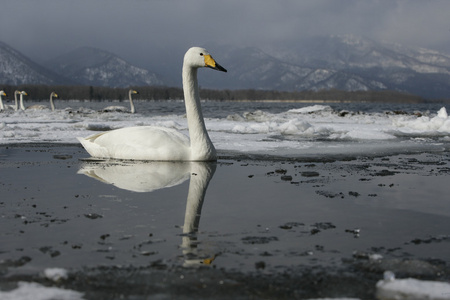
[202,35,450,98]
[46,47,164,88]
[262,35,450,98]
[1,36,450,98]
[0,41,70,85]
[202,44,388,92]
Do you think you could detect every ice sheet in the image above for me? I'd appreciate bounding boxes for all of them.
[0,282,84,300]
[1,103,449,157]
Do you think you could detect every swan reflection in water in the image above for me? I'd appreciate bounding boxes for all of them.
[78,160,217,267]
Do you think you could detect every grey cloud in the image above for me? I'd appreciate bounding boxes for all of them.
[1,0,449,69]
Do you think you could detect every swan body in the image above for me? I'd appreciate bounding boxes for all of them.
[78,47,227,161]
[79,126,191,160]
[27,104,47,110]
[27,92,58,111]
[102,90,139,113]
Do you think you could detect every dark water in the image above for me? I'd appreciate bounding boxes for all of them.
[0,144,449,299]
[48,99,449,118]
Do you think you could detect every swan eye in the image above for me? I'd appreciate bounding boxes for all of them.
[200,53,203,56]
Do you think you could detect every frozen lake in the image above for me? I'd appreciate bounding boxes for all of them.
[1,100,449,299]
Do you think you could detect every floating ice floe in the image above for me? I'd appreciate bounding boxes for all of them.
[288,104,334,114]
[393,107,450,133]
[0,282,84,300]
[44,268,69,282]
[376,271,450,300]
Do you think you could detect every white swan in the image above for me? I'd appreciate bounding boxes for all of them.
[0,90,7,111]
[78,47,227,161]
[50,92,58,111]
[15,90,27,111]
[102,89,139,114]
[13,90,21,111]
[27,92,59,111]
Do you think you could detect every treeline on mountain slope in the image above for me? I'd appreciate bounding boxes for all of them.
[0,84,435,103]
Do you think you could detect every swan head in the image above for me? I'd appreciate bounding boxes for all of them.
[51,92,59,98]
[21,91,28,96]
[130,90,139,95]
[0,91,6,96]
[184,47,227,72]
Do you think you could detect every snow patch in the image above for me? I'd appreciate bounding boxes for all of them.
[0,282,84,300]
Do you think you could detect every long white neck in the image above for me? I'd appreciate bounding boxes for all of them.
[0,93,4,110]
[19,94,25,111]
[129,90,135,114]
[14,92,19,111]
[50,94,55,111]
[182,65,216,161]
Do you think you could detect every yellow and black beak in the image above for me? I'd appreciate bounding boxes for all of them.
[204,55,227,72]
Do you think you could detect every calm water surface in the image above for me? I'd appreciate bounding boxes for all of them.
[0,145,448,274]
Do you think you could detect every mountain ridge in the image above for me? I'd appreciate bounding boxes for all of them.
[0,41,72,86]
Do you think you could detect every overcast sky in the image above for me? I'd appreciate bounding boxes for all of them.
[2,0,450,70]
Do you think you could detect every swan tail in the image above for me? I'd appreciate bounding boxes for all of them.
[77,136,110,159]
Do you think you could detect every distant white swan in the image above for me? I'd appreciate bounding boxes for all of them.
[0,90,7,111]
[102,89,139,114]
[78,47,227,161]
[13,90,21,111]
[14,90,27,111]
[27,92,59,111]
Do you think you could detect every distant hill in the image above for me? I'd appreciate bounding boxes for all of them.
[0,41,71,85]
[46,47,164,87]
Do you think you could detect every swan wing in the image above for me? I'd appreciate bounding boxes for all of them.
[78,126,191,160]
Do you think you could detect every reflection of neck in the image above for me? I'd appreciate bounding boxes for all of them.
[182,162,216,234]
[181,162,216,253]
